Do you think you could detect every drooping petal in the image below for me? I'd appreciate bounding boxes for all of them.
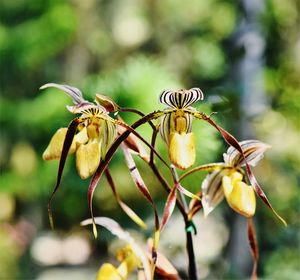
[47,118,81,229]
[43,128,77,160]
[121,144,160,256]
[188,191,203,220]
[160,185,177,232]
[168,132,196,170]
[40,83,85,105]
[223,140,271,167]
[95,93,120,112]
[117,120,170,168]
[105,169,147,229]
[248,218,259,280]
[159,88,204,109]
[76,141,101,179]
[117,124,150,162]
[222,172,256,218]
[202,169,227,217]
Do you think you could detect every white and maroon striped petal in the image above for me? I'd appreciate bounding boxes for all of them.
[202,169,228,217]
[223,140,271,167]
[159,88,204,109]
[40,83,85,105]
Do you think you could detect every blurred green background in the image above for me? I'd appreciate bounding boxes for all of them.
[0,0,299,279]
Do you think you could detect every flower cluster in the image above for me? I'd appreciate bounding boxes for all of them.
[41,83,285,280]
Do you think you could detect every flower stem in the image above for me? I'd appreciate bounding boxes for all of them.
[170,165,198,280]
[186,230,197,280]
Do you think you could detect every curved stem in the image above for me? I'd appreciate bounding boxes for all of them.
[179,163,232,182]
[116,121,170,169]
[119,107,157,130]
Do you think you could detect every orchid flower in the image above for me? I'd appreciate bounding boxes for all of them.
[158,88,204,170]
[40,83,155,233]
[42,83,117,179]
[181,140,271,218]
[180,140,276,279]
[203,140,271,217]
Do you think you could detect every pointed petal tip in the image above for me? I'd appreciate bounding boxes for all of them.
[39,83,56,90]
[277,215,287,227]
[93,223,98,238]
[203,209,211,219]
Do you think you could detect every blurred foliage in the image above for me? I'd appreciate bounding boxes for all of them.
[0,0,299,279]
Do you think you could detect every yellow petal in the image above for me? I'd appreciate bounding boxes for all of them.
[42,128,76,160]
[116,246,140,275]
[168,132,195,170]
[96,263,122,280]
[75,126,88,145]
[116,262,127,279]
[76,141,100,179]
[222,172,256,217]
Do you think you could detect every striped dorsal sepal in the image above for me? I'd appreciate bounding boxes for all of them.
[159,88,204,109]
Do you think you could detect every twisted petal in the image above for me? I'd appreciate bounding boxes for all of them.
[76,141,101,179]
[159,88,204,109]
[40,83,85,105]
[202,169,228,217]
[168,132,196,170]
[117,124,150,162]
[222,172,256,218]
[223,140,271,167]
[43,128,76,160]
